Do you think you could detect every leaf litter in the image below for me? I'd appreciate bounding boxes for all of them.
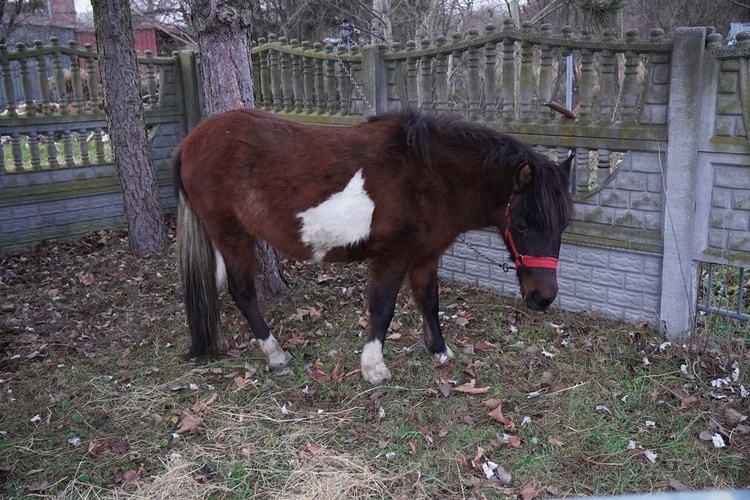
[1,223,748,497]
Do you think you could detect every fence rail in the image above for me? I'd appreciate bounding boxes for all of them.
[250,20,680,199]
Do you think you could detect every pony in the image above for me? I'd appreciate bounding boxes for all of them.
[173,109,573,385]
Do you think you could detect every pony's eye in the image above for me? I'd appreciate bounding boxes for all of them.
[515,221,528,233]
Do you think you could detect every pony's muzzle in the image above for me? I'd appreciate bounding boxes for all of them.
[519,269,558,311]
[525,289,556,311]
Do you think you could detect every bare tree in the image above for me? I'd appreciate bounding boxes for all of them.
[188,0,287,301]
[511,0,628,31]
[92,0,168,255]
[0,0,48,44]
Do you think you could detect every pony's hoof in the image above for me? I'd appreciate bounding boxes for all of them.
[268,351,293,374]
[361,363,392,386]
[431,345,454,364]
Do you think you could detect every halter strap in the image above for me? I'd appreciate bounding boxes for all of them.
[503,194,559,270]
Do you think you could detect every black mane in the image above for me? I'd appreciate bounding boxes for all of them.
[370,110,574,234]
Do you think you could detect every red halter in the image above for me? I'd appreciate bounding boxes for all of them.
[503,194,559,270]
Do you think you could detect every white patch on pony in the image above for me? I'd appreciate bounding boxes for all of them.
[258,335,292,373]
[297,169,374,262]
[361,340,392,385]
[214,247,227,288]
[432,344,454,364]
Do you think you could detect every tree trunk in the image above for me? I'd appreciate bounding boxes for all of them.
[189,0,288,302]
[92,0,167,255]
[371,0,394,44]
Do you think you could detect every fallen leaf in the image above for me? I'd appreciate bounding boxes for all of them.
[471,446,485,469]
[300,441,325,459]
[453,379,491,395]
[435,361,453,375]
[234,376,254,391]
[110,439,130,454]
[192,393,218,414]
[436,379,452,397]
[473,340,495,351]
[462,475,477,488]
[725,408,747,428]
[88,441,106,456]
[520,482,539,500]
[27,480,49,493]
[547,435,564,446]
[669,478,691,491]
[680,395,700,409]
[175,412,202,434]
[418,427,434,444]
[282,334,308,348]
[488,404,516,431]
[699,430,714,441]
[456,452,470,469]
[332,360,343,382]
[409,439,417,455]
[79,272,95,286]
[507,435,522,447]
[455,316,470,327]
[494,464,512,486]
[121,470,140,483]
[307,363,331,382]
[483,398,502,410]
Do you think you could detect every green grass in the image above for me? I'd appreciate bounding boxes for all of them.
[0,228,748,498]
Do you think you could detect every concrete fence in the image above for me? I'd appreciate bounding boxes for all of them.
[1,24,749,336]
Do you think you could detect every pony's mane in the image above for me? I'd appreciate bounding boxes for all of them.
[369,111,574,234]
[518,153,574,235]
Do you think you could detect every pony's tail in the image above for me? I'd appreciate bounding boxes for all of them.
[174,149,224,357]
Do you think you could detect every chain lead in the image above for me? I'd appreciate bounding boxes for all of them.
[335,50,376,116]
[457,234,515,273]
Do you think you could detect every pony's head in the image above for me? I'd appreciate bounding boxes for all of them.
[502,154,574,311]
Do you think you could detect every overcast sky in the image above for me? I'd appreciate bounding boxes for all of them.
[75,0,92,13]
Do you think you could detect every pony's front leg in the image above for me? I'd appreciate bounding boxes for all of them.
[361,259,408,385]
[408,259,454,363]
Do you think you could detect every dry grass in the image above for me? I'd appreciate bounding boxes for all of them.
[1,225,749,498]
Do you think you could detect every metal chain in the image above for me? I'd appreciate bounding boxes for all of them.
[335,50,376,116]
[457,234,515,273]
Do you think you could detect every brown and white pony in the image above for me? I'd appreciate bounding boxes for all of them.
[174,109,573,385]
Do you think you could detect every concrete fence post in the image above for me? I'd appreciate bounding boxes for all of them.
[361,44,389,117]
[177,50,201,132]
[659,27,707,338]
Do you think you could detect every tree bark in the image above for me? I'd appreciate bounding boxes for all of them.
[189,0,288,302]
[92,0,167,255]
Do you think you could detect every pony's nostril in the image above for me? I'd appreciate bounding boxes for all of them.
[526,290,553,311]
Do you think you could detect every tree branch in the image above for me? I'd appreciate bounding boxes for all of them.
[722,0,750,11]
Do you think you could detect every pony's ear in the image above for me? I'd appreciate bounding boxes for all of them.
[513,163,533,192]
[559,151,574,179]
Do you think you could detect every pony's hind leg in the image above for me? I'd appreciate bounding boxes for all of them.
[221,238,292,373]
[408,259,454,363]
